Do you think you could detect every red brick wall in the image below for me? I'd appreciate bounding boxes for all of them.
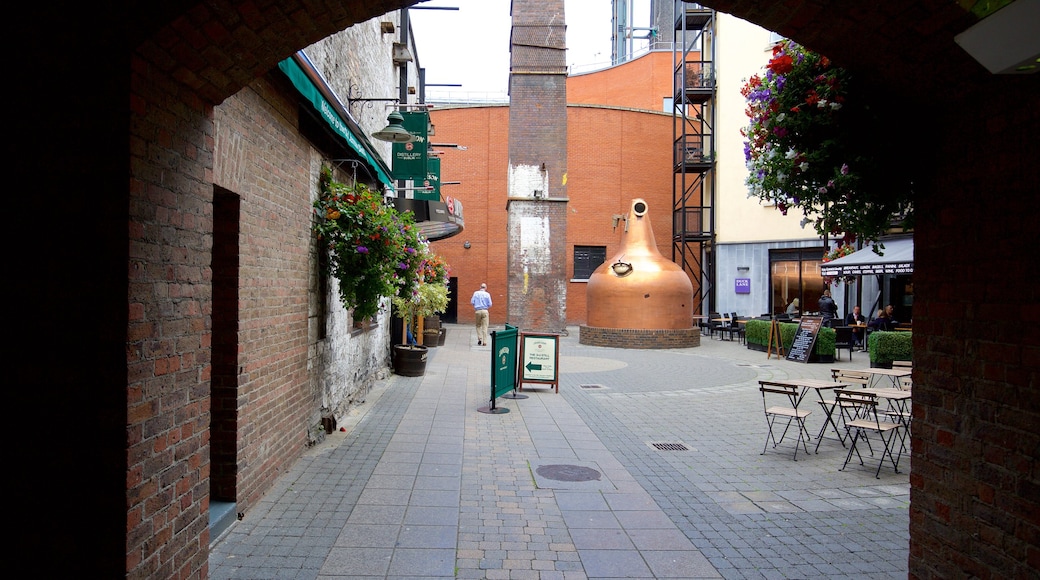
[127,56,216,579]
[212,73,319,516]
[430,104,675,327]
[908,87,1039,580]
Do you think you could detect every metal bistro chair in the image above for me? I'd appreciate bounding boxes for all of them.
[833,326,855,361]
[706,312,724,339]
[758,381,813,460]
[835,389,904,478]
[728,312,746,344]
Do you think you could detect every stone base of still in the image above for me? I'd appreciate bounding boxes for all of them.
[579,326,701,349]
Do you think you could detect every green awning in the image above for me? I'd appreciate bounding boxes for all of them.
[277,55,394,189]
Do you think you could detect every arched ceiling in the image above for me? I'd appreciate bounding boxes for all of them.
[133,1,1014,107]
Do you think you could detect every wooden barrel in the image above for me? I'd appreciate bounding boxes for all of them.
[392,345,428,376]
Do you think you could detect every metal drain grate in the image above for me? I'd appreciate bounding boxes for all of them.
[580,384,605,389]
[649,442,690,451]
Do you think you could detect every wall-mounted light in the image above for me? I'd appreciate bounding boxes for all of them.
[737,266,750,272]
[463,241,471,249]
[371,110,415,143]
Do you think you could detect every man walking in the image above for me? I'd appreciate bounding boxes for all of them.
[471,283,492,346]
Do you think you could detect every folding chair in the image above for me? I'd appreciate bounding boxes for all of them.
[758,381,813,460]
[813,369,870,451]
[831,369,870,388]
[835,389,904,478]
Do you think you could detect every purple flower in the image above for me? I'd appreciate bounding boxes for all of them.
[398,262,408,269]
[356,246,369,254]
[841,163,849,175]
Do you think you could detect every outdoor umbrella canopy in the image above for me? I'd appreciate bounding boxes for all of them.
[821,236,914,276]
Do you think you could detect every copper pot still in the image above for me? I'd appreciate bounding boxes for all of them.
[586,199,694,330]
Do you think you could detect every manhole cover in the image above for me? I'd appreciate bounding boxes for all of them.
[535,464,602,482]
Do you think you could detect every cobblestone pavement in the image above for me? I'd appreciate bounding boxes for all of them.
[209,323,909,579]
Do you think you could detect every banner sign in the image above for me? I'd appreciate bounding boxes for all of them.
[415,156,440,201]
[391,111,429,181]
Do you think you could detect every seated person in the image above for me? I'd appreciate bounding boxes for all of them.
[785,298,800,317]
[845,306,866,346]
[868,309,893,332]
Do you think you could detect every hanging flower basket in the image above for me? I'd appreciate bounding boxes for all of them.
[313,165,426,320]
[822,244,858,285]
[741,40,914,247]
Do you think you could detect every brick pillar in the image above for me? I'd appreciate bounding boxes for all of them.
[507,0,568,333]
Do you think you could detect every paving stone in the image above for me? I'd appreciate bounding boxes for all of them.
[210,324,909,579]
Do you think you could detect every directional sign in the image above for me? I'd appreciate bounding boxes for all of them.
[518,333,560,393]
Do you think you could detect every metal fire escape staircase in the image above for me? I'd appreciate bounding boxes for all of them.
[671,3,716,316]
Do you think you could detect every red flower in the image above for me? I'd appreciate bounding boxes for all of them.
[768,54,794,75]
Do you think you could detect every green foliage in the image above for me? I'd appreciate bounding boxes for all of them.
[313,165,427,320]
[868,331,913,366]
[744,319,835,356]
[391,280,450,331]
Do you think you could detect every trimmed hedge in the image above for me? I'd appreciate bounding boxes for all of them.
[868,331,912,367]
[744,319,836,359]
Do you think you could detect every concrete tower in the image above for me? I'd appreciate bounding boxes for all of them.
[507,0,568,333]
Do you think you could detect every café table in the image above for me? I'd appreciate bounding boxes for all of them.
[773,378,850,452]
[848,323,868,350]
[863,367,913,389]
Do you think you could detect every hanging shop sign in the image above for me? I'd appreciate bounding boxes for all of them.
[414,156,440,201]
[391,111,429,181]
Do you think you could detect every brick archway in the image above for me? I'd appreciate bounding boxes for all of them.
[15,1,1037,578]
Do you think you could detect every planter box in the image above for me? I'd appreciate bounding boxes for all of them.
[746,341,834,363]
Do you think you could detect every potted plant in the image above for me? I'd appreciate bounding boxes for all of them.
[868,330,913,368]
[389,248,450,374]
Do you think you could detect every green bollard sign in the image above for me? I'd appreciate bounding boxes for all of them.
[479,324,518,414]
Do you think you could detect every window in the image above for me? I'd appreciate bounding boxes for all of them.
[573,246,607,280]
[769,248,825,315]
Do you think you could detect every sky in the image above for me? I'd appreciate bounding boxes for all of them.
[409,0,651,99]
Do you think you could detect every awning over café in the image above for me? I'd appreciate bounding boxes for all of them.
[821,236,914,276]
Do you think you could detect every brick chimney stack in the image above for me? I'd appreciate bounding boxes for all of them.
[507,0,568,333]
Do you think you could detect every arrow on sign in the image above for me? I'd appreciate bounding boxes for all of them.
[526,362,542,371]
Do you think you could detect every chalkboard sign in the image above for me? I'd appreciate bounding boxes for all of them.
[786,316,823,363]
